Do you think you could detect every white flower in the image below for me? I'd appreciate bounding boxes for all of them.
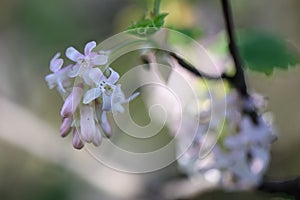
[174,89,275,191]
[66,41,108,84]
[224,116,275,149]
[50,52,64,72]
[82,67,139,135]
[83,67,120,105]
[111,84,140,113]
[83,67,139,112]
[96,84,140,135]
[45,52,72,95]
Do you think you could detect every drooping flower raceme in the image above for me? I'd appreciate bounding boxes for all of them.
[174,88,276,190]
[45,41,139,149]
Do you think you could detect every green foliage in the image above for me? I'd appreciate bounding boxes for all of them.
[127,13,168,37]
[238,31,300,75]
[209,31,300,75]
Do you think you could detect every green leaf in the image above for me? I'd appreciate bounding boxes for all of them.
[127,13,168,37]
[153,13,168,28]
[237,31,300,75]
[208,30,300,75]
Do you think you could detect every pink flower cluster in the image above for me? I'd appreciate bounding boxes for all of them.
[45,41,138,149]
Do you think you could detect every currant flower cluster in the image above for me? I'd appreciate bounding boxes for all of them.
[176,88,276,190]
[45,41,138,149]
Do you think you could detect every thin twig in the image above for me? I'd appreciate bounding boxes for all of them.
[258,178,300,200]
[221,0,248,97]
[142,51,228,80]
[221,0,259,124]
[169,52,230,80]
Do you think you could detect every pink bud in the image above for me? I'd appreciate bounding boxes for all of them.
[60,116,73,137]
[72,129,84,150]
[93,125,103,146]
[60,83,84,117]
[80,105,96,143]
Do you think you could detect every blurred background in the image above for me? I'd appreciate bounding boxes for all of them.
[1,0,300,199]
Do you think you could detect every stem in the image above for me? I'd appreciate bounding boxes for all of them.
[258,178,300,200]
[153,0,161,16]
[169,52,229,80]
[221,0,248,97]
[221,0,258,124]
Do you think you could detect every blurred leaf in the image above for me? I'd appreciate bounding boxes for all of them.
[208,31,300,75]
[237,31,300,75]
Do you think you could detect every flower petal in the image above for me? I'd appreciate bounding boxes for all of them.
[83,88,101,104]
[88,68,103,85]
[84,41,97,55]
[82,71,94,86]
[50,52,63,72]
[57,81,67,94]
[127,92,140,102]
[66,46,82,62]
[80,105,96,143]
[72,129,84,150]
[101,111,111,134]
[107,68,120,84]
[93,54,108,66]
[93,125,103,146]
[102,93,112,111]
[112,104,124,113]
[250,147,269,175]
[45,74,56,89]
[68,64,80,78]
[60,116,73,137]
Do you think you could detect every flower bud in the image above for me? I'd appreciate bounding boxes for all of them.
[60,83,84,117]
[93,125,103,146]
[80,105,96,143]
[72,129,84,150]
[60,116,73,137]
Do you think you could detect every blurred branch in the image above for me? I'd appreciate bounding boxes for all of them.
[141,49,230,80]
[221,0,259,124]
[169,52,231,80]
[258,178,300,200]
[221,0,248,98]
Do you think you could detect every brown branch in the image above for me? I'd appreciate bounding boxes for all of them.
[221,0,248,97]
[142,50,229,80]
[169,52,230,80]
[258,178,300,199]
[221,0,259,124]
